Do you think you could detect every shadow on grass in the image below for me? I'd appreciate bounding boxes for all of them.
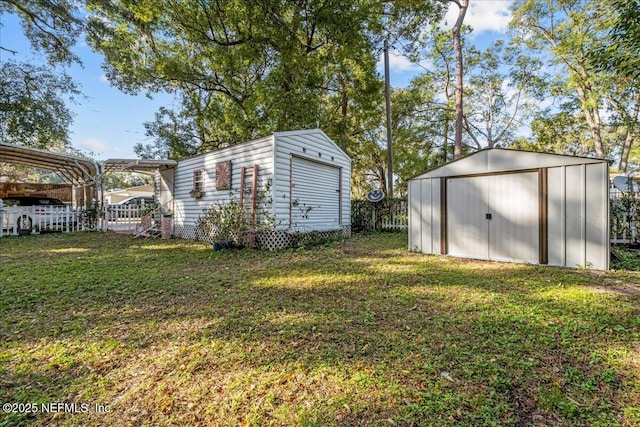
[1,232,639,426]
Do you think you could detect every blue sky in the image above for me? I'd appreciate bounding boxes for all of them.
[1,1,512,161]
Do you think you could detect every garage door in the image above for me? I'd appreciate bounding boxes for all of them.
[447,172,539,263]
[291,156,341,231]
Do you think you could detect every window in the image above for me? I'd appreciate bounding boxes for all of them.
[193,169,205,191]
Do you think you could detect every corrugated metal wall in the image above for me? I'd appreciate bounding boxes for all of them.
[408,150,609,269]
[273,131,351,232]
[290,156,341,231]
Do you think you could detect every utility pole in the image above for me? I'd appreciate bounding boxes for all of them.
[384,38,393,199]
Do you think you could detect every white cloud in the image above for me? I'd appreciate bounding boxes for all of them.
[442,1,513,36]
[99,74,109,84]
[80,138,120,153]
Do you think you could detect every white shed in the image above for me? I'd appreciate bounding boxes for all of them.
[157,129,351,246]
[408,149,609,269]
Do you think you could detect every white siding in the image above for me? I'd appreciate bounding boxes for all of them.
[547,166,566,267]
[157,168,175,208]
[409,149,609,269]
[408,180,421,251]
[488,172,539,263]
[565,165,585,268]
[585,163,609,269]
[272,130,351,231]
[291,156,341,231]
[173,137,274,229]
[170,129,351,236]
[409,178,442,254]
[447,176,489,260]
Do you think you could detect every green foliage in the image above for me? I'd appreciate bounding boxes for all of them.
[0,0,83,66]
[0,61,78,149]
[351,198,406,232]
[196,186,275,246]
[86,0,390,150]
[611,248,640,271]
[610,191,640,242]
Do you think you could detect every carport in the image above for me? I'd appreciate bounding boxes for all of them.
[0,143,99,207]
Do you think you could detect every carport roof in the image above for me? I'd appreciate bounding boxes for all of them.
[101,159,177,175]
[0,142,98,184]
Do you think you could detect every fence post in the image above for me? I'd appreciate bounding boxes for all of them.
[372,208,376,231]
[0,198,3,238]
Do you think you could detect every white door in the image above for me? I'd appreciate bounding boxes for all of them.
[447,175,490,259]
[291,157,341,231]
[447,172,539,263]
[488,172,539,263]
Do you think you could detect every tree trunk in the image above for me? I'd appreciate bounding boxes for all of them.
[618,92,640,172]
[575,84,604,158]
[451,0,469,159]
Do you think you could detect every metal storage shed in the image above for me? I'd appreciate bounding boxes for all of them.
[162,129,351,245]
[408,149,609,269]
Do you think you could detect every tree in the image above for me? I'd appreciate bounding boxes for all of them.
[463,41,541,149]
[510,0,609,158]
[0,61,78,148]
[510,0,640,170]
[87,0,385,143]
[0,0,84,152]
[0,0,83,65]
[449,0,469,158]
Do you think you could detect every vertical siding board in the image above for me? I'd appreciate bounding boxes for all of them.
[420,179,431,253]
[585,163,609,270]
[447,176,488,260]
[564,165,585,268]
[432,178,442,254]
[488,172,538,263]
[173,138,275,228]
[547,167,566,267]
[408,180,421,251]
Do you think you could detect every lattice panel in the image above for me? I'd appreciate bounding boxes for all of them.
[174,224,215,243]
[174,225,351,251]
[256,230,293,251]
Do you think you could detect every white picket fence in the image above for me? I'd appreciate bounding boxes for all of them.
[0,204,151,237]
[610,215,638,244]
[379,198,409,230]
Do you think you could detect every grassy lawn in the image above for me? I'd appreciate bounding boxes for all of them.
[1,232,639,426]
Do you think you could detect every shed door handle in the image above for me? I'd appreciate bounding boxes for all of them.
[486,213,492,220]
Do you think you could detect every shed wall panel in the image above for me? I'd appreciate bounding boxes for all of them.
[273,131,351,231]
[447,176,489,259]
[408,180,421,251]
[547,167,566,267]
[564,165,585,268]
[431,179,442,254]
[585,163,609,269]
[488,172,539,263]
[419,179,432,253]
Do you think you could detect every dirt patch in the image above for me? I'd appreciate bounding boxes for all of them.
[590,284,640,297]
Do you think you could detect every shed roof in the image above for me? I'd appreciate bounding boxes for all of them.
[177,128,349,163]
[411,148,608,180]
[0,142,98,185]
